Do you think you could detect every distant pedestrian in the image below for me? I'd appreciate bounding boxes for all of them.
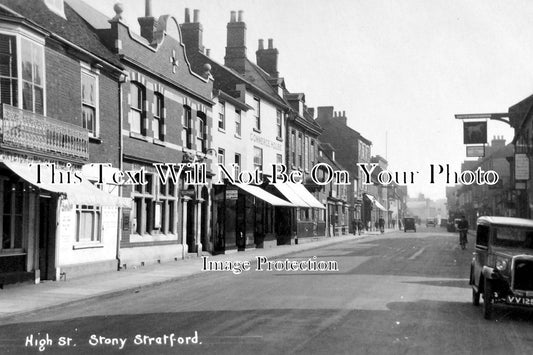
[379,218,385,233]
[374,220,378,231]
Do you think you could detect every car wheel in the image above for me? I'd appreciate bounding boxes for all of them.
[483,280,493,320]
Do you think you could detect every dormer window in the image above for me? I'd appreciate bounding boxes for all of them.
[44,0,66,19]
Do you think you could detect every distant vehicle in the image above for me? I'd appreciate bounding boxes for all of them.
[404,217,416,232]
[440,219,447,228]
[470,216,533,320]
[426,219,436,227]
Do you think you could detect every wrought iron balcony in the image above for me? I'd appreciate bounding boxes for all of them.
[1,104,89,161]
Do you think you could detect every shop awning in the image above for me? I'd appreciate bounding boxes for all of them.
[364,193,387,212]
[234,183,295,207]
[2,161,132,208]
[288,182,325,209]
[270,182,310,207]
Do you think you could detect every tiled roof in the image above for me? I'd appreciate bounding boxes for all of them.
[0,0,122,68]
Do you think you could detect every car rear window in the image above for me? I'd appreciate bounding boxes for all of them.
[494,226,533,249]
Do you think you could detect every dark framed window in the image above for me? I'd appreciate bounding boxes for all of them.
[130,82,145,134]
[183,105,192,149]
[218,101,225,130]
[76,205,101,243]
[253,97,261,131]
[254,146,263,171]
[153,93,164,140]
[276,110,282,139]
[197,112,206,152]
[1,180,23,250]
[235,109,241,136]
[0,34,18,109]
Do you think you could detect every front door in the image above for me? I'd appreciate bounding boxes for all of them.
[38,197,55,280]
[186,201,196,253]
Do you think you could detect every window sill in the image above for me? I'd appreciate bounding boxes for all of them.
[276,136,283,142]
[153,138,166,146]
[73,243,104,250]
[130,132,151,142]
[234,134,242,139]
[89,136,102,144]
[253,128,261,134]
[0,250,26,257]
[218,127,226,133]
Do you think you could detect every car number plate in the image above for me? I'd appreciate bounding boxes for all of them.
[507,296,533,306]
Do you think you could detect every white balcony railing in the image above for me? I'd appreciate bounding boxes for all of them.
[1,104,89,161]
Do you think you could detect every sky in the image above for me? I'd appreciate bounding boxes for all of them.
[86,0,529,200]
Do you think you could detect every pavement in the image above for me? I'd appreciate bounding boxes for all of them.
[0,229,396,322]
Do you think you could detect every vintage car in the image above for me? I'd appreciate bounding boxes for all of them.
[403,217,416,232]
[470,216,533,319]
[426,219,436,227]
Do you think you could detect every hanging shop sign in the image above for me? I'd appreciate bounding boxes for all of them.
[515,153,530,181]
[463,121,487,144]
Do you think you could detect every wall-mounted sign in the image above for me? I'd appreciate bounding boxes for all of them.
[466,145,485,157]
[226,189,238,200]
[515,153,530,181]
[463,121,487,144]
[122,208,131,232]
[515,181,527,190]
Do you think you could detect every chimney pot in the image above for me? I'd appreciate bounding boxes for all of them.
[238,10,243,22]
[343,110,346,116]
[206,48,210,57]
[230,11,236,22]
[258,39,264,50]
[145,0,152,17]
[193,9,200,23]
[184,8,190,23]
[268,38,273,49]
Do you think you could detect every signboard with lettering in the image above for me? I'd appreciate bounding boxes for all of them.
[122,208,131,232]
[226,189,238,200]
[466,145,485,157]
[515,153,530,181]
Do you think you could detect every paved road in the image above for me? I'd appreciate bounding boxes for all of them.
[2,229,533,354]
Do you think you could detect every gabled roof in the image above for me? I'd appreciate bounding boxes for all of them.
[243,58,284,99]
[0,0,122,69]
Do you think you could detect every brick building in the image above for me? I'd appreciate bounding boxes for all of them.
[316,106,372,232]
[87,2,214,266]
[0,0,130,286]
[182,9,303,251]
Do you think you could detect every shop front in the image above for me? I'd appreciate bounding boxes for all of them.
[0,160,130,286]
[212,182,295,254]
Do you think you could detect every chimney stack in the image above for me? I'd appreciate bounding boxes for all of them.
[317,106,335,121]
[180,8,205,54]
[256,37,279,77]
[224,10,247,73]
[138,0,156,43]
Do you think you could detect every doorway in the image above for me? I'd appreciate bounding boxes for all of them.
[186,200,196,253]
[38,197,55,280]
